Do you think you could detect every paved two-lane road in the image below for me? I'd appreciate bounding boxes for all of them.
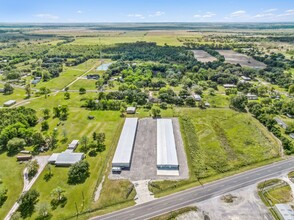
[92,158,294,220]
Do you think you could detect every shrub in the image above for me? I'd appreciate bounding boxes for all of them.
[27,160,39,180]
[68,160,90,184]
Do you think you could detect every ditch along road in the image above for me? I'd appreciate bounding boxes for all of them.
[92,157,294,220]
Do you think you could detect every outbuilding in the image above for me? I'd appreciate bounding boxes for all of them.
[49,152,84,166]
[68,140,79,150]
[16,155,32,161]
[3,100,16,107]
[157,119,179,170]
[241,76,251,81]
[223,84,236,88]
[112,118,138,171]
[126,107,136,114]
[48,153,60,164]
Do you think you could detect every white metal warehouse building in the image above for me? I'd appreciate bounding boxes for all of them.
[112,118,138,170]
[157,119,179,170]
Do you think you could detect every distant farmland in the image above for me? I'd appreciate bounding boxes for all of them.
[192,50,217,63]
[217,50,266,69]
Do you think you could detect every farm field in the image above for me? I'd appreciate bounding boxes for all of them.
[192,50,217,63]
[217,50,267,69]
[69,31,198,46]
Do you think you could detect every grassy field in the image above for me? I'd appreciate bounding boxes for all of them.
[150,108,280,195]
[202,93,230,108]
[14,85,142,220]
[69,79,97,90]
[0,87,26,106]
[259,180,292,206]
[35,59,101,90]
[69,31,198,46]
[180,108,280,177]
[0,154,25,219]
[29,109,127,219]
[95,178,136,209]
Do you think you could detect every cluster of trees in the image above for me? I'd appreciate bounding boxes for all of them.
[80,132,106,156]
[0,107,45,155]
[53,105,69,121]
[248,100,294,154]
[241,49,293,89]
[103,42,198,65]
[3,83,14,94]
[41,57,64,78]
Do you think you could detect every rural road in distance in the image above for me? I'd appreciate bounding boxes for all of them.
[92,158,294,220]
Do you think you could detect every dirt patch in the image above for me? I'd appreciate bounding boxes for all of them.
[192,50,217,63]
[217,50,266,69]
[186,185,273,220]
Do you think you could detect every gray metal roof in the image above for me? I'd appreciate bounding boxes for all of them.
[112,118,138,167]
[68,140,79,149]
[275,204,294,220]
[127,107,136,112]
[48,153,60,163]
[157,119,179,167]
[55,152,84,165]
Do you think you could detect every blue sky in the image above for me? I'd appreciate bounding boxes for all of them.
[0,0,294,23]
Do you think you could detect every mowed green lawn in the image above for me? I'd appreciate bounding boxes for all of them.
[22,90,137,219]
[70,79,97,90]
[29,109,125,219]
[0,154,25,219]
[0,87,26,106]
[178,108,280,178]
[35,59,100,90]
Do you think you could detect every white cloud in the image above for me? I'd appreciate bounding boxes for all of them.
[263,8,277,13]
[230,10,247,17]
[277,9,294,17]
[193,12,216,18]
[35,13,59,20]
[253,13,274,18]
[149,11,165,17]
[77,10,82,14]
[128,14,145,19]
